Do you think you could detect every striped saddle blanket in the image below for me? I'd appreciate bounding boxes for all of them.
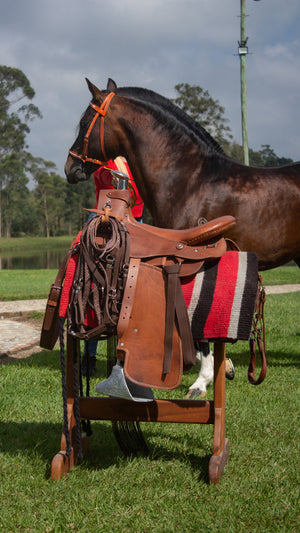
[60,245,258,343]
[181,251,258,342]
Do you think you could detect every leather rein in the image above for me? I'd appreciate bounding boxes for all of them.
[69,92,115,166]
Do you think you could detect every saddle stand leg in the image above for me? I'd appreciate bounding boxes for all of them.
[51,336,229,483]
[209,341,230,483]
[51,335,89,480]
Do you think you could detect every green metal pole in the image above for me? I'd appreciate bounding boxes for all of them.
[239,0,249,165]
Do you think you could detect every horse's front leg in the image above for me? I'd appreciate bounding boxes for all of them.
[186,342,235,399]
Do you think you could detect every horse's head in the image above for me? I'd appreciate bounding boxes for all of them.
[65,79,118,183]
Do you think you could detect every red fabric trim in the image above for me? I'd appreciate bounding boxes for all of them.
[93,160,144,217]
[59,232,81,318]
[203,251,239,338]
[59,232,99,326]
[84,305,98,328]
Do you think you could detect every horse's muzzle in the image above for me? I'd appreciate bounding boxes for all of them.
[65,158,89,184]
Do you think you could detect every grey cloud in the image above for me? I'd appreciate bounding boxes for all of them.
[0,0,299,173]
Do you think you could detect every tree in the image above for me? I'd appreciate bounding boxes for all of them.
[172,82,294,168]
[0,66,42,237]
[30,157,67,237]
[0,66,42,159]
[249,144,293,167]
[65,179,96,235]
[0,152,30,237]
[227,142,294,167]
[172,83,233,148]
[11,190,40,237]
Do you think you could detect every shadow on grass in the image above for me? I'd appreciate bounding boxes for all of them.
[0,419,123,475]
[145,427,212,483]
[75,420,213,483]
[7,348,109,377]
[0,418,213,482]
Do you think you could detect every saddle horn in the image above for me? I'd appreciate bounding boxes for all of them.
[110,169,129,189]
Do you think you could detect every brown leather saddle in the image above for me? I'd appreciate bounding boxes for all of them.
[92,188,236,390]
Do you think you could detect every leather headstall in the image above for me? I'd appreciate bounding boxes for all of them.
[69,91,115,166]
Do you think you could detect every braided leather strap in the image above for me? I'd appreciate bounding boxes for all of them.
[67,215,130,340]
[248,275,267,385]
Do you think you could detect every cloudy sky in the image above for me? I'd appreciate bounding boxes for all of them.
[1,0,300,175]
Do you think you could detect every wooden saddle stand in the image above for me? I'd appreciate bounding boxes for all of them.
[44,173,266,484]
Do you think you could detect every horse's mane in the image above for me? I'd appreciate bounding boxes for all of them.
[110,86,226,157]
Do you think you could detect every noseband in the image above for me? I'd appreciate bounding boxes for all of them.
[69,92,115,166]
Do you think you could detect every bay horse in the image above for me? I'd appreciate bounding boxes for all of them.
[65,79,300,396]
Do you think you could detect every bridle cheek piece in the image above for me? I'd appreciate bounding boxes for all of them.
[69,92,115,167]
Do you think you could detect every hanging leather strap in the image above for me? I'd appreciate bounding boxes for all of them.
[42,245,74,331]
[248,275,267,385]
[163,263,195,375]
[163,264,180,374]
[175,284,196,371]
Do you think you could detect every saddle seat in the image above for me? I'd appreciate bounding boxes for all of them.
[127,211,235,246]
[93,189,236,278]
[91,189,236,246]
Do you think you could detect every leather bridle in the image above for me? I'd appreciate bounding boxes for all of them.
[69,92,115,166]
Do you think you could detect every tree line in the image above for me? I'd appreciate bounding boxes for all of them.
[0,67,294,238]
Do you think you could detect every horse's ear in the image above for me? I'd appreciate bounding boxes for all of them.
[107,78,117,92]
[85,78,102,99]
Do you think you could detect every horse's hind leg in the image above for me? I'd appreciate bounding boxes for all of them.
[186,342,214,398]
[186,342,235,399]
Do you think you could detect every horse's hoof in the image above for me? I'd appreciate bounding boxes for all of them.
[225,358,235,380]
[185,388,206,399]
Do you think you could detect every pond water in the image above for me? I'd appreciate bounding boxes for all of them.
[0,249,68,270]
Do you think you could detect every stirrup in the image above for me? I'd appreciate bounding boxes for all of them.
[96,361,154,402]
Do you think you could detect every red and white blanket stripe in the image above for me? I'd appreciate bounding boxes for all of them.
[181,251,258,342]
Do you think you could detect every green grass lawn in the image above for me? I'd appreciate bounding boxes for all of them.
[0,292,299,532]
[0,269,57,300]
[259,264,300,285]
[0,235,72,252]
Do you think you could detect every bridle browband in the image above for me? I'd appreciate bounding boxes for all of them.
[69,92,115,166]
